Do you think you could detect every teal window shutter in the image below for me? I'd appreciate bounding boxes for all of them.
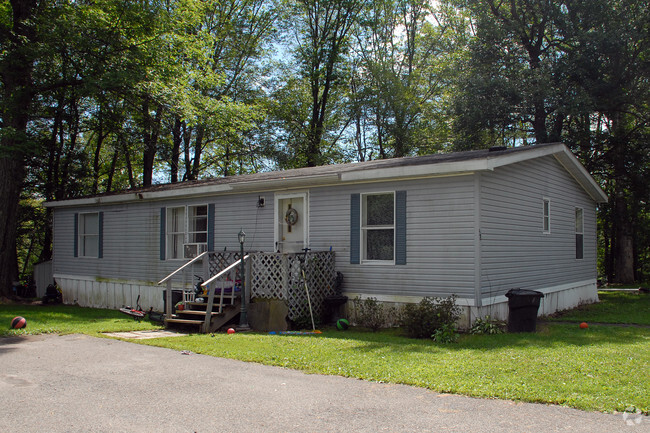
[395,190,407,265]
[160,207,166,260]
[350,194,360,264]
[73,213,78,258]
[98,212,104,258]
[208,203,215,252]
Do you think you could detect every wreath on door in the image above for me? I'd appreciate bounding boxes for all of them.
[285,207,299,226]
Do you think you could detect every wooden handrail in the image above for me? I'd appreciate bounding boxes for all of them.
[201,255,249,287]
[157,251,209,285]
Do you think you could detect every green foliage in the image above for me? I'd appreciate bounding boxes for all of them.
[291,301,321,330]
[469,315,505,335]
[351,296,396,331]
[399,295,462,339]
[431,323,459,343]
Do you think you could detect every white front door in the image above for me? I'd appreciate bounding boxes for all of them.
[276,194,307,253]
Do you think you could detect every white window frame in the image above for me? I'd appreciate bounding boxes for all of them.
[361,192,395,264]
[575,207,584,260]
[78,212,100,258]
[166,204,208,260]
[543,198,551,234]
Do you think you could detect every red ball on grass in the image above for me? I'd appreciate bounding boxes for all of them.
[579,322,588,329]
[11,316,26,329]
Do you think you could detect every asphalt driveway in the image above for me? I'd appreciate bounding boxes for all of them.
[0,334,645,433]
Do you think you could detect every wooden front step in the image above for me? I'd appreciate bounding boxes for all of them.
[164,299,242,333]
[165,317,204,325]
[176,310,223,317]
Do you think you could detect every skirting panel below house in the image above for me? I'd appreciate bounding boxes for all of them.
[475,279,599,322]
[54,275,165,311]
[346,279,599,329]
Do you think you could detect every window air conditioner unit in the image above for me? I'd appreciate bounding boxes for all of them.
[183,243,207,259]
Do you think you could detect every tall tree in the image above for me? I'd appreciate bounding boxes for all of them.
[0,0,47,295]
[352,0,459,159]
[562,0,650,283]
[452,0,570,148]
[287,0,363,167]
[450,0,650,282]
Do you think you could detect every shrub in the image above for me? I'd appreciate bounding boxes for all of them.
[352,296,393,331]
[431,323,459,343]
[291,301,321,330]
[399,295,462,339]
[469,316,505,335]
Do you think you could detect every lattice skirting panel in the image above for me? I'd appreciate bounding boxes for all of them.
[249,252,336,321]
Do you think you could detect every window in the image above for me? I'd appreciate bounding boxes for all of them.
[166,205,208,259]
[361,193,394,262]
[543,198,551,233]
[78,212,100,257]
[575,208,584,260]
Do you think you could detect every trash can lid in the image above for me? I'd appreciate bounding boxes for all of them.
[505,288,545,298]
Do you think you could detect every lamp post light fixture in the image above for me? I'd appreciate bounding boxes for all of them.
[237,229,250,330]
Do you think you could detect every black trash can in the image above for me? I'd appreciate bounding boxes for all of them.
[162,289,183,313]
[505,289,544,332]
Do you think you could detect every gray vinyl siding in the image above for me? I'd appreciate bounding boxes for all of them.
[52,192,276,284]
[310,176,477,299]
[52,154,599,304]
[212,193,275,251]
[479,155,597,299]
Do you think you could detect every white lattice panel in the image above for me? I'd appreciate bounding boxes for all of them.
[249,252,336,321]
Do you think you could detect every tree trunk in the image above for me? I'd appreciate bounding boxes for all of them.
[142,99,164,187]
[610,113,635,283]
[106,146,119,192]
[0,0,37,297]
[182,121,193,181]
[170,117,182,183]
[121,137,136,189]
[190,125,205,180]
[0,158,25,296]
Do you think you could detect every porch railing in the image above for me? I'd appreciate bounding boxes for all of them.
[157,250,337,326]
[157,251,210,318]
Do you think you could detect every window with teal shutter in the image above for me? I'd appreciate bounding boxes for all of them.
[395,191,407,265]
[98,212,104,258]
[160,207,166,260]
[208,203,215,252]
[77,212,101,258]
[351,191,406,265]
[73,213,78,258]
[350,194,360,264]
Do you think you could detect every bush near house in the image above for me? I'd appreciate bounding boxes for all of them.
[398,295,462,339]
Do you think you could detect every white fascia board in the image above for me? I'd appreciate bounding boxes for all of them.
[339,159,490,182]
[44,184,234,208]
[486,143,564,169]
[229,173,339,192]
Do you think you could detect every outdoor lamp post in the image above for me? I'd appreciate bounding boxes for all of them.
[237,229,250,330]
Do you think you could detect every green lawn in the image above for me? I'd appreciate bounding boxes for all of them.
[0,303,162,337]
[1,292,648,414]
[546,290,650,325]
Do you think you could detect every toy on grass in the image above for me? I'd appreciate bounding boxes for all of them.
[336,318,350,330]
[11,316,26,329]
[227,328,236,334]
[579,322,588,329]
